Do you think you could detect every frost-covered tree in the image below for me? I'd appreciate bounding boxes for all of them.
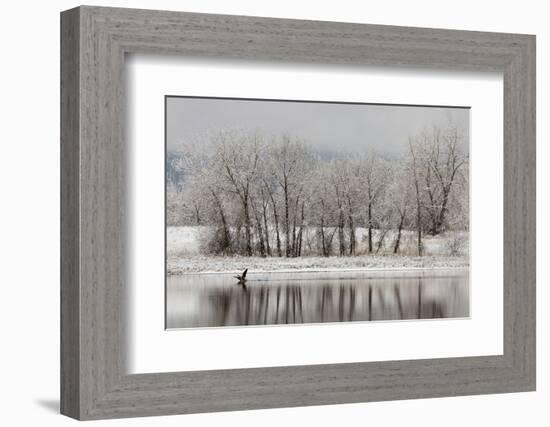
[406,123,469,255]
[358,153,390,253]
[213,131,264,255]
[309,163,338,256]
[383,159,412,254]
[270,135,315,257]
[169,123,468,258]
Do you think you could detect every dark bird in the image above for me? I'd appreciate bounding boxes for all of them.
[234,268,248,285]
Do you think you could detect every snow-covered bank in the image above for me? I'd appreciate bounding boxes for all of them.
[167,226,468,257]
[167,254,468,275]
[166,226,469,275]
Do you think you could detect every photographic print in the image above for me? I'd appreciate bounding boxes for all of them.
[165,97,470,329]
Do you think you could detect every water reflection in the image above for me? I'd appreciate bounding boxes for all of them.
[166,270,469,329]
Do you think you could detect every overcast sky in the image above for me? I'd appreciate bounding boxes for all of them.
[166,97,469,156]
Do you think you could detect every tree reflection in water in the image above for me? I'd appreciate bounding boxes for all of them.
[166,270,468,329]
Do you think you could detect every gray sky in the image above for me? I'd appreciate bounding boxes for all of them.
[166,97,469,156]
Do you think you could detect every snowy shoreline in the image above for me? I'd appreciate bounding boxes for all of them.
[167,255,469,276]
[166,226,469,276]
[168,265,469,276]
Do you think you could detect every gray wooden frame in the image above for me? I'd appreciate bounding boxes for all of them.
[60,5,536,420]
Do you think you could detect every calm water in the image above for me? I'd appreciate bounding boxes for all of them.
[166,270,469,329]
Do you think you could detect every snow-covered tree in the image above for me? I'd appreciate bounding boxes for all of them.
[169,123,468,258]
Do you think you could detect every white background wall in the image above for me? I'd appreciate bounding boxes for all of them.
[0,0,546,425]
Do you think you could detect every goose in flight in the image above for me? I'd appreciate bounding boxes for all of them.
[234,268,248,285]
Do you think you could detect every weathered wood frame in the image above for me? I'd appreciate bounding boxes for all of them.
[60,5,536,420]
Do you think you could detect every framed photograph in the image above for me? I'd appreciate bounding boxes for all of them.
[164,96,471,329]
[61,6,535,420]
